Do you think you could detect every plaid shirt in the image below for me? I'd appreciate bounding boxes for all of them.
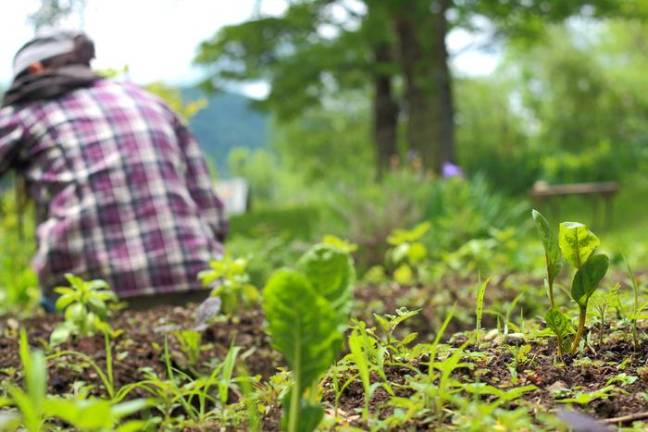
[0,79,226,298]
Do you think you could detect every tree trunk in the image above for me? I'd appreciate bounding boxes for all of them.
[394,0,455,174]
[373,42,399,179]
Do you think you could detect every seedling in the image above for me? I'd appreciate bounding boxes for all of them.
[475,278,490,341]
[531,212,610,355]
[199,254,259,315]
[560,222,609,353]
[262,243,355,432]
[386,222,431,284]
[50,274,117,345]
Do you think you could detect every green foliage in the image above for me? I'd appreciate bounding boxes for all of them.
[386,222,431,284]
[0,193,38,316]
[263,243,355,432]
[532,209,562,306]
[533,212,610,355]
[229,206,320,240]
[544,308,573,356]
[297,244,355,316]
[199,254,259,315]
[570,254,609,308]
[50,274,117,345]
[559,222,600,269]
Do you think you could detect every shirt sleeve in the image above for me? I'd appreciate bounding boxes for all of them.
[0,107,25,177]
[174,115,228,242]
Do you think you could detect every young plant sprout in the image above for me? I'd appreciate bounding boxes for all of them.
[532,211,610,355]
[50,274,117,346]
[385,222,432,285]
[559,222,609,353]
[198,254,259,315]
[262,243,355,432]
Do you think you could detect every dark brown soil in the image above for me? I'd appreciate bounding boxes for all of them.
[0,303,279,399]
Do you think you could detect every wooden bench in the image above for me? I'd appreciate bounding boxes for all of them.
[529,181,619,228]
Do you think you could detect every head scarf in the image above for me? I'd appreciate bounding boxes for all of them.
[2,31,101,107]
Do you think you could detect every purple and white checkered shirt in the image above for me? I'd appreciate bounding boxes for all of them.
[0,79,226,298]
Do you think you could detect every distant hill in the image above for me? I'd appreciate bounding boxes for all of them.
[181,87,269,174]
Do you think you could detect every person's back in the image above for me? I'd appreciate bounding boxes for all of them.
[0,32,226,302]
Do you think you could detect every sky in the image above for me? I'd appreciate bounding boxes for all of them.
[0,0,498,98]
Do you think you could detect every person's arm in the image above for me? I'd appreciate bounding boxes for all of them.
[174,115,228,242]
[0,107,25,177]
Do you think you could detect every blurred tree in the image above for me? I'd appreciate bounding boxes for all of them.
[28,0,86,31]
[196,0,400,178]
[196,0,640,176]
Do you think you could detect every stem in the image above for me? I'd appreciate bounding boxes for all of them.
[289,343,301,432]
[104,332,114,399]
[547,277,555,309]
[571,307,587,354]
[555,333,564,357]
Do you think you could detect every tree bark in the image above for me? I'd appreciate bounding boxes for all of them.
[373,42,399,179]
[394,0,455,174]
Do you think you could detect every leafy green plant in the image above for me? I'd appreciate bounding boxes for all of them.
[262,243,355,432]
[50,274,117,345]
[532,211,610,356]
[174,330,203,368]
[560,222,609,353]
[2,329,147,432]
[199,254,259,315]
[531,210,562,307]
[545,308,573,356]
[386,222,431,284]
[2,329,47,431]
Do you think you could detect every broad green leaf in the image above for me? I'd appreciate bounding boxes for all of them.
[50,322,74,346]
[115,421,148,432]
[110,399,151,419]
[571,254,609,307]
[55,294,76,311]
[19,330,46,416]
[45,398,112,429]
[559,222,600,269]
[531,210,562,283]
[297,244,355,311]
[263,269,343,393]
[545,308,572,339]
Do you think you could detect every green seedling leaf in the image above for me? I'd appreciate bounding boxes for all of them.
[263,268,344,398]
[559,222,600,269]
[545,308,573,355]
[463,383,537,403]
[571,254,609,308]
[558,386,615,405]
[475,278,490,337]
[545,308,572,338]
[387,222,431,246]
[264,244,355,432]
[297,244,355,312]
[532,210,563,283]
